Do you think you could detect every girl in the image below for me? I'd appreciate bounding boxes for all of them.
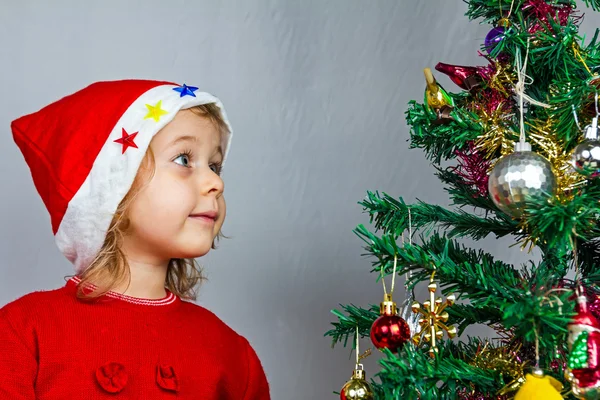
[0,79,271,399]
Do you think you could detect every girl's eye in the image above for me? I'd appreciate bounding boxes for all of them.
[173,151,222,175]
[173,152,192,168]
[210,163,223,176]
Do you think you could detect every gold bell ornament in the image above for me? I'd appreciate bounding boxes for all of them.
[514,369,563,400]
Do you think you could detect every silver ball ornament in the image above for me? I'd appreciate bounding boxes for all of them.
[572,117,600,178]
[488,142,556,218]
[572,139,600,177]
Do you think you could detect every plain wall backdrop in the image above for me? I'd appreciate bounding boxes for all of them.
[2,1,600,398]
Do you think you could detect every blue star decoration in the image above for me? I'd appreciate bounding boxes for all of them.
[173,84,198,97]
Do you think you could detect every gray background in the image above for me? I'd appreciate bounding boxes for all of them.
[1,1,598,398]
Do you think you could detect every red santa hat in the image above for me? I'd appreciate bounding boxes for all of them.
[11,79,232,273]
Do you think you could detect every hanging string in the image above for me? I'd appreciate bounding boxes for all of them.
[380,253,398,296]
[379,208,403,296]
[514,38,551,145]
[570,227,581,286]
[401,208,420,334]
[391,252,398,295]
[541,293,564,316]
[572,89,600,132]
[533,320,540,369]
[499,0,516,18]
[538,290,565,366]
[572,104,582,130]
[406,207,413,296]
[404,207,415,296]
[516,41,527,145]
[354,325,371,367]
[355,325,360,366]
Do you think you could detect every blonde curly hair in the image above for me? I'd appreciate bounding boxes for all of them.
[68,104,230,302]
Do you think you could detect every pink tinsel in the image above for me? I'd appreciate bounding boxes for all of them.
[450,142,491,198]
[472,61,515,115]
[476,61,497,82]
[521,0,581,34]
[468,87,512,116]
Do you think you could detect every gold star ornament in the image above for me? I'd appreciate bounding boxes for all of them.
[411,272,457,357]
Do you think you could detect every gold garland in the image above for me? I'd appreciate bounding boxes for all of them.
[526,117,584,201]
[473,106,517,160]
[469,341,527,396]
[472,63,519,159]
[488,62,517,98]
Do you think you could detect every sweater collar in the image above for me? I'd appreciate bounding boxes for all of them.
[65,276,182,310]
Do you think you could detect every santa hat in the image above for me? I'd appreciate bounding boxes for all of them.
[11,79,232,273]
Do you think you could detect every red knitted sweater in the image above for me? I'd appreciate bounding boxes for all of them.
[0,277,271,399]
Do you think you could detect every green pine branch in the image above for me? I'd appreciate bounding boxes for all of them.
[358,191,517,241]
[325,304,379,347]
[375,341,509,400]
[406,101,482,164]
[353,228,523,301]
[434,167,498,211]
[354,227,574,340]
[579,239,600,276]
[447,304,504,335]
[464,1,600,24]
[524,179,600,250]
[327,1,600,398]
[584,0,600,10]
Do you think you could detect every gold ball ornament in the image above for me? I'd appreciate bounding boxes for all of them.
[340,366,374,400]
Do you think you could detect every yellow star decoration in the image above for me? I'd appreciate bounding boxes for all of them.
[144,100,168,122]
[411,272,457,358]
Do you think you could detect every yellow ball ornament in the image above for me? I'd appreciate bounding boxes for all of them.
[515,370,563,400]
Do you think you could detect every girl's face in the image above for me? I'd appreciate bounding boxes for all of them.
[122,109,226,264]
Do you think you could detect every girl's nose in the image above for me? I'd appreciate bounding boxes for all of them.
[201,169,224,195]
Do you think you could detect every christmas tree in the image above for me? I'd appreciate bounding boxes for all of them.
[326,1,600,399]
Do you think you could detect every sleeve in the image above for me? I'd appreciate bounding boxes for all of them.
[240,336,270,400]
[0,312,37,399]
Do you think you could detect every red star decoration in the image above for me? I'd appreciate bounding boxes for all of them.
[114,128,139,154]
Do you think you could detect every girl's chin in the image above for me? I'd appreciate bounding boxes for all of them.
[169,243,213,259]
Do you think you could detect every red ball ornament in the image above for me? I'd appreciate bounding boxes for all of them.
[370,294,410,352]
